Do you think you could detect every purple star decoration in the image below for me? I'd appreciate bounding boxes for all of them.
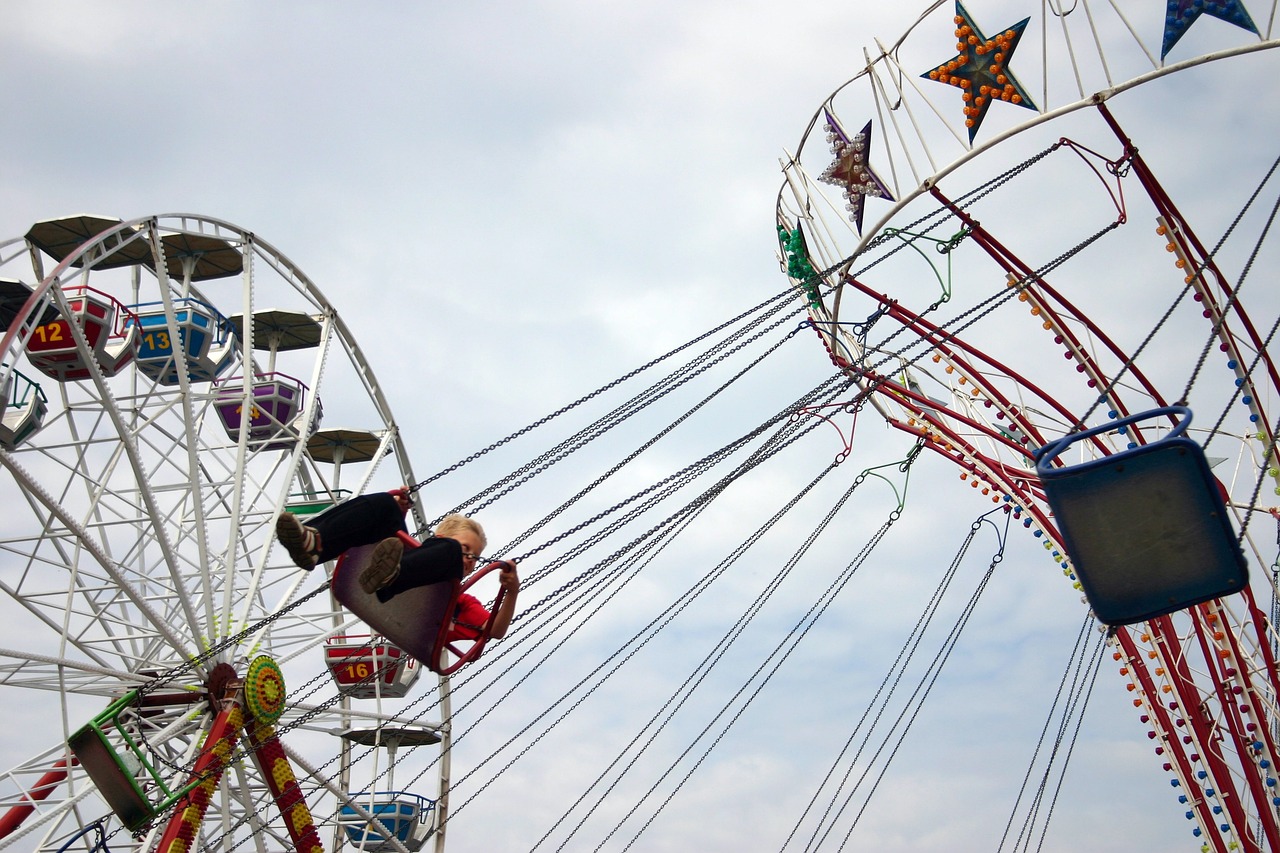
[1161,0,1259,59]
[818,113,894,234]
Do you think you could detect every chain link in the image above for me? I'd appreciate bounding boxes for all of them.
[409,289,797,501]
[136,581,332,699]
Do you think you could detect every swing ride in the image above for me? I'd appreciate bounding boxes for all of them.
[0,1,1278,851]
[775,0,1280,849]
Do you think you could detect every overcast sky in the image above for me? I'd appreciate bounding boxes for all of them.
[2,2,1279,852]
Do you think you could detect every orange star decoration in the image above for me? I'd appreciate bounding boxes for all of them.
[922,1,1037,143]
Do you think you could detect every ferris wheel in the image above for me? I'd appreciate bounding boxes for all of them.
[777,1,1280,850]
[0,214,451,852]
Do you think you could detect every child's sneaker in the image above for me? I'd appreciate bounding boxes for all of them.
[276,512,321,570]
[360,537,404,594]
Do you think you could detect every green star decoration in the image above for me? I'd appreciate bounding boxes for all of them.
[778,221,822,309]
[921,1,1038,143]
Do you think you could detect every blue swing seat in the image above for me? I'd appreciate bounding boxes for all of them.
[1034,406,1248,626]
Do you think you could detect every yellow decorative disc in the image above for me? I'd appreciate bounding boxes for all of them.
[244,655,286,724]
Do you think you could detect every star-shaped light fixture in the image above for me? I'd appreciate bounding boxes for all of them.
[818,113,894,234]
[1161,0,1259,59]
[921,1,1037,143]
[778,220,823,309]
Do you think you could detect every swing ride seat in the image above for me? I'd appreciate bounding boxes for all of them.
[332,532,508,676]
[66,725,155,833]
[1034,405,1248,626]
[66,692,186,833]
[338,790,436,851]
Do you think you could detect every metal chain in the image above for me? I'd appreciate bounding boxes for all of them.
[433,292,804,527]
[611,490,910,852]
[355,379,855,829]
[136,581,333,698]
[804,140,1071,372]
[490,322,807,556]
[125,641,405,845]
[1077,147,1280,434]
[451,452,854,830]
[846,214,1123,413]
[409,288,796,496]
[508,372,852,600]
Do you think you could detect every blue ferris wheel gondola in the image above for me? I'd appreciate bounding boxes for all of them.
[1034,406,1248,626]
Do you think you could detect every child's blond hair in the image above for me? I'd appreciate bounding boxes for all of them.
[434,513,487,551]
